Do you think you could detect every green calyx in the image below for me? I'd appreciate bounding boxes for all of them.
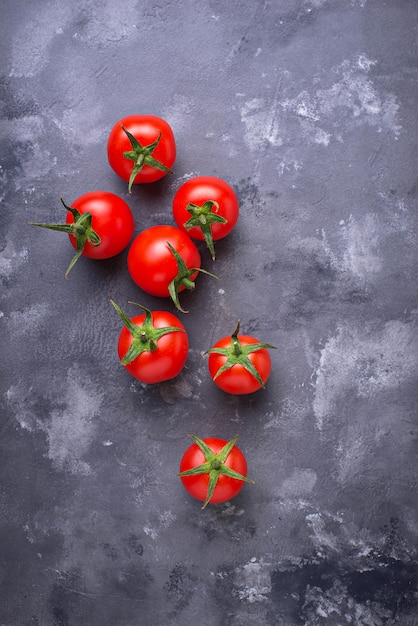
[183,200,227,260]
[178,434,255,509]
[121,125,173,193]
[110,300,184,365]
[206,321,277,388]
[29,196,101,279]
[166,241,218,314]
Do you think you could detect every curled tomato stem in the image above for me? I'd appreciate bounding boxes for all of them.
[29,196,102,280]
[110,300,184,365]
[166,241,218,313]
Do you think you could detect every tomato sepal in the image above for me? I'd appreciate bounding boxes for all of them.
[111,300,185,365]
[166,241,218,313]
[121,125,174,193]
[178,434,255,509]
[30,196,102,279]
[206,321,277,389]
[183,200,227,260]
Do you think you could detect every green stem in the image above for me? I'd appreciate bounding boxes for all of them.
[178,434,255,510]
[29,196,101,279]
[121,125,173,193]
[182,200,227,260]
[166,242,218,313]
[206,321,277,388]
[110,300,184,365]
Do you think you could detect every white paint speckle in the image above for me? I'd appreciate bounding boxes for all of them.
[73,0,138,47]
[313,127,331,146]
[143,510,176,540]
[279,54,401,145]
[313,318,418,430]
[143,524,158,540]
[240,97,283,151]
[9,4,72,77]
[7,365,103,474]
[57,105,105,148]
[168,171,200,192]
[163,95,196,134]
[0,242,29,279]
[277,158,302,176]
[233,558,271,603]
[7,303,50,335]
[306,511,343,551]
[357,54,376,71]
[279,468,318,498]
[340,213,383,279]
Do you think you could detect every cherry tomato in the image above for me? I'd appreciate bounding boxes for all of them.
[178,435,254,509]
[111,301,188,384]
[207,322,276,394]
[127,225,216,312]
[107,114,176,191]
[30,191,134,279]
[172,176,239,259]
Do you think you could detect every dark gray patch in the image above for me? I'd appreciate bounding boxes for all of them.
[271,549,418,623]
[125,533,144,556]
[49,568,84,626]
[188,502,257,544]
[235,177,263,215]
[165,564,195,611]
[112,565,151,600]
[101,542,118,560]
[345,558,417,614]
[0,77,39,120]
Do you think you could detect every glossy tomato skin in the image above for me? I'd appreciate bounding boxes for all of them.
[66,191,134,259]
[179,438,248,504]
[172,176,239,241]
[127,225,200,297]
[107,115,176,184]
[208,335,272,395]
[117,310,188,383]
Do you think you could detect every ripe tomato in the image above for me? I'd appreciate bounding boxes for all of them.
[172,176,239,259]
[178,435,254,509]
[111,301,188,384]
[107,114,176,191]
[207,322,276,394]
[127,225,216,312]
[30,191,134,279]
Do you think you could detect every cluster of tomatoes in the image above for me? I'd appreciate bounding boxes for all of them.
[31,114,276,509]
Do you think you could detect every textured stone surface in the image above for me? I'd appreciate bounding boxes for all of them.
[1,1,417,624]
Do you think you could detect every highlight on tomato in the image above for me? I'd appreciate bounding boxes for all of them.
[127,225,217,313]
[107,114,176,192]
[178,435,254,509]
[29,191,135,279]
[206,321,276,394]
[172,175,239,260]
[111,301,188,384]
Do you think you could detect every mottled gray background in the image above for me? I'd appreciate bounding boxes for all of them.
[1,1,417,625]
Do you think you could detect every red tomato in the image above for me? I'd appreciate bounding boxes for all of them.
[111,301,188,384]
[107,114,176,191]
[207,322,276,394]
[127,225,215,312]
[30,191,134,279]
[178,435,254,509]
[172,176,239,259]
